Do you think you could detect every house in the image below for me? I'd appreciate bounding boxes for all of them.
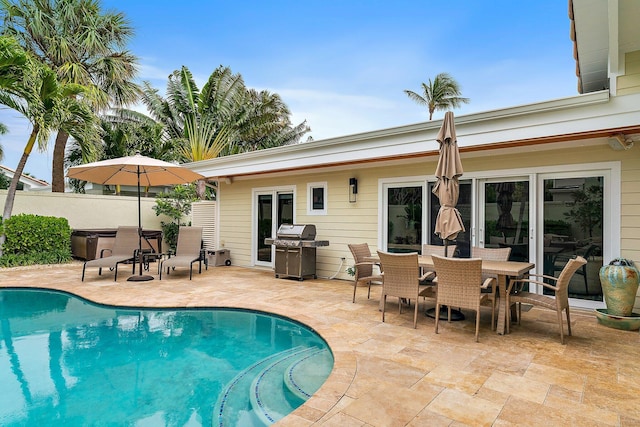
[0,164,50,191]
[187,0,640,311]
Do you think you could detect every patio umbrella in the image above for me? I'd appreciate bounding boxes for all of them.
[67,152,204,282]
[429,111,465,321]
[496,182,515,232]
[433,111,465,256]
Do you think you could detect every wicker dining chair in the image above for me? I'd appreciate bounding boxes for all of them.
[506,256,587,344]
[377,251,433,328]
[348,243,383,303]
[471,246,512,330]
[431,255,496,342]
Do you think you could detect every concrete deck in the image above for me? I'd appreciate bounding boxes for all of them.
[2,262,640,426]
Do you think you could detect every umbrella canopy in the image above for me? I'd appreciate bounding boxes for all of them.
[66,153,203,186]
[67,153,205,281]
[433,111,465,242]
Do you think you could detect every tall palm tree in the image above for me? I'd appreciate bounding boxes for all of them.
[0,34,26,158]
[0,55,96,254]
[404,72,470,120]
[1,0,140,192]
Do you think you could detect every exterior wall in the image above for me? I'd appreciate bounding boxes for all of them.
[617,50,640,95]
[217,142,639,285]
[0,190,166,230]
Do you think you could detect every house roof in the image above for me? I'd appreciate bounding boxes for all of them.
[570,0,640,94]
[186,1,640,182]
[0,164,50,189]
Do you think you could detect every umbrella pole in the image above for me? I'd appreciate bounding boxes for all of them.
[128,166,154,282]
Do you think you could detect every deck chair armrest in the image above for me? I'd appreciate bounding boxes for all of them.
[507,277,559,294]
[354,261,377,268]
[481,277,496,290]
[419,271,435,282]
[99,248,112,258]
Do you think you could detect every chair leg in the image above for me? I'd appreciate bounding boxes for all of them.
[475,310,481,342]
[367,281,371,299]
[82,263,87,281]
[557,309,565,344]
[352,280,358,303]
[565,306,572,337]
[381,295,387,323]
[412,303,418,329]
[491,298,496,331]
[114,264,118,281]
[435,303,441,334]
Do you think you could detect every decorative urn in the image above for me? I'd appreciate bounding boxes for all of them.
[599,258,639,317]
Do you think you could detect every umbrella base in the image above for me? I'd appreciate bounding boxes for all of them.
[425,306,465,321]
[127,274,154,282]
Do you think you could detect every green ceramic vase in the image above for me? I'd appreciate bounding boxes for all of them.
[599,258,639,317]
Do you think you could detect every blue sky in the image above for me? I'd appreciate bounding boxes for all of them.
[0,0,577,182]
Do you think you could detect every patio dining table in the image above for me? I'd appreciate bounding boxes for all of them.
[366,254,535,334]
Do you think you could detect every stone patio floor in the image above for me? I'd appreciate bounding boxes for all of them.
[2,261,640,426]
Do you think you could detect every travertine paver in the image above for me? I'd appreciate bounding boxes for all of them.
[2,262,640,426]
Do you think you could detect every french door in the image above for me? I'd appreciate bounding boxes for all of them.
[477,178,531,262]
[254,189,294,266]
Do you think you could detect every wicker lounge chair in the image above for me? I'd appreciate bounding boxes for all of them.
[159,226,204,280]
[348,243,383,303]
[471,246,512,330]
[377,251,433,328]
[431,255,496,342]
[81,226,138,281]
[506,256,587,344]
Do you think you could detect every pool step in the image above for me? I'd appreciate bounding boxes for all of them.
[249,347,319,425]
[284,348,333,401]
[213,346,307,427]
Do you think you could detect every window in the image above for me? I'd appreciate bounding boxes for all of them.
[307,182,327,215]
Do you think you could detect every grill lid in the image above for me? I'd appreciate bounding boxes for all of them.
[276,224,316,240]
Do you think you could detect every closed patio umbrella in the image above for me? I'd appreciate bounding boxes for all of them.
[67,152,204,281]
[433,111,465,254]
[429,111,465,320]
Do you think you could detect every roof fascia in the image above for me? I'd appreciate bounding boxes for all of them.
[188,91,632,179]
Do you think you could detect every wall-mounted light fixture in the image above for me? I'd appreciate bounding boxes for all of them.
[608,134,634,151]
[349,177,358,203]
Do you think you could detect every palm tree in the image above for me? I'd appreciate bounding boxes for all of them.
[0,34,26,158]
[1,0,140,192]
[404,72,470,120]
[0,54,96,254]
[140,65,309,161]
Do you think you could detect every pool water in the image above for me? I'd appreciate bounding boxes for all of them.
[0,289,333,426]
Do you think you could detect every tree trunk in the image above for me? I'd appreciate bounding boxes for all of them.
[1,126,39,257]
[51,130,69,192]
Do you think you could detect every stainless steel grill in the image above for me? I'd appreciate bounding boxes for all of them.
[265,224,329,280]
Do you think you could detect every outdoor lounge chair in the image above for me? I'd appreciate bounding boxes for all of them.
[159,226,204,280]
[81,226,138,281]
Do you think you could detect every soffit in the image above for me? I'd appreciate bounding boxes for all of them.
[571,0,640,93]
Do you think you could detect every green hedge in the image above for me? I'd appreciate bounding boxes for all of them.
[0,214,72,267]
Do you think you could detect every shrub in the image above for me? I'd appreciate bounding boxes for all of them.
[0,214,72,267]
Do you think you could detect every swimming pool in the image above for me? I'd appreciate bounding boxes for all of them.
[0,288,333,426]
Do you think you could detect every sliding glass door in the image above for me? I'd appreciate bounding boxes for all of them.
[541,175,604,301]
[479,179,530,262]
[255,190,294,266]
